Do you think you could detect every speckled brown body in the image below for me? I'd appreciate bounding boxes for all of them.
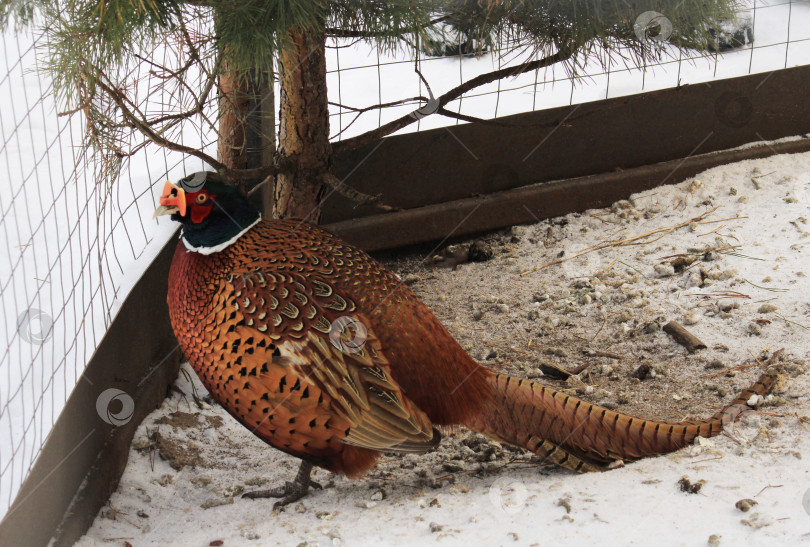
[168,219,778,476]
[168,219,488,475]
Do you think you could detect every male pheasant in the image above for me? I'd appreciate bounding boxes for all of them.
[155,171,778,507]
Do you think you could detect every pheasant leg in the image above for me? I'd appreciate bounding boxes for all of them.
[242,461,322,508]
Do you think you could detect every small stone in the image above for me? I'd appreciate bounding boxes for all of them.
[572,279,593,290]
[429,522,443,533]
[442,462,463,473]
[472,309,485,321]
[486,349,498,360]
[402,274,421,285]
[469,240,494,262]
[239,530,260,540]
[708,534,721,547]
[137,510,149,519]
[682,312,700,326]
[495,303,510,314]
[654,264,675,277]
[735,499,758,512]
[747,394,764,407]
[133,438,152,451]
[579,294,592,305]
[757,304,778,313]
[316,511,333,520]
[616,310,633,323]
[200,497,234,509]
[719,302,739,313]
[370,490,386,501]
[678,476,705,494]
[617,392,631,405]
[705,359,725,370]
[533,292,550,302]
[747,323,762,336]
[643,320,662,334]
[630,364,654,381]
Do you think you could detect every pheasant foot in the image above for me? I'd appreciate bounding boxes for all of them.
[242,461,322,508]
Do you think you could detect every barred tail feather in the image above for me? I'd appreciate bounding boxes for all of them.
[467,370,779,472]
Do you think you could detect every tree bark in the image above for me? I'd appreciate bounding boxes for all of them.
[217,65,275,216]
[274,28,330,221]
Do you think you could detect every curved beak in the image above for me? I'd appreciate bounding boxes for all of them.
[153,181,186,219]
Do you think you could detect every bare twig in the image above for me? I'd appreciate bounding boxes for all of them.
[335,49,571,154]
[663,321,707,353]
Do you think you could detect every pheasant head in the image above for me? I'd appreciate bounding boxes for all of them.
[153,171,260,254]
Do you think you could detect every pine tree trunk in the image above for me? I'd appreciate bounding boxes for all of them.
[274,28,330,221]
[217,61,275,216]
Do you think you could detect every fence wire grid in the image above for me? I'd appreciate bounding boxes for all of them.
[1,0,808,522]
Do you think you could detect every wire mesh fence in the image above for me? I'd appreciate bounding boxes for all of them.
[0,0,807,523]
[0,28,209,518]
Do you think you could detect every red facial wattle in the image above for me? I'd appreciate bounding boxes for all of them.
[188,191,216,224]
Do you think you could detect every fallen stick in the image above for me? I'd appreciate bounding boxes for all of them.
[663,321,707,353]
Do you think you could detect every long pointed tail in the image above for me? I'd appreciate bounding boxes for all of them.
[466,370,779,472]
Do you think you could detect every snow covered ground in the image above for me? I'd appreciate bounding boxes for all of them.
[78,149,810,545]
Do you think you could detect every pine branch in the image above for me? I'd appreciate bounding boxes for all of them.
[334,49,570,154]
[92,74,226,171]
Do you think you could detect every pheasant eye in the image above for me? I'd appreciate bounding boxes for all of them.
[196,193,208,204]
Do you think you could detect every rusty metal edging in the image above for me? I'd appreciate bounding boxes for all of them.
[0,236,183,547]
[325,137,810,252]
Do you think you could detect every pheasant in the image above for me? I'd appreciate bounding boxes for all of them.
[154,171,778,507]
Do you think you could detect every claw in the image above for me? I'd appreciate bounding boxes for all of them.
[242,461,319,508]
